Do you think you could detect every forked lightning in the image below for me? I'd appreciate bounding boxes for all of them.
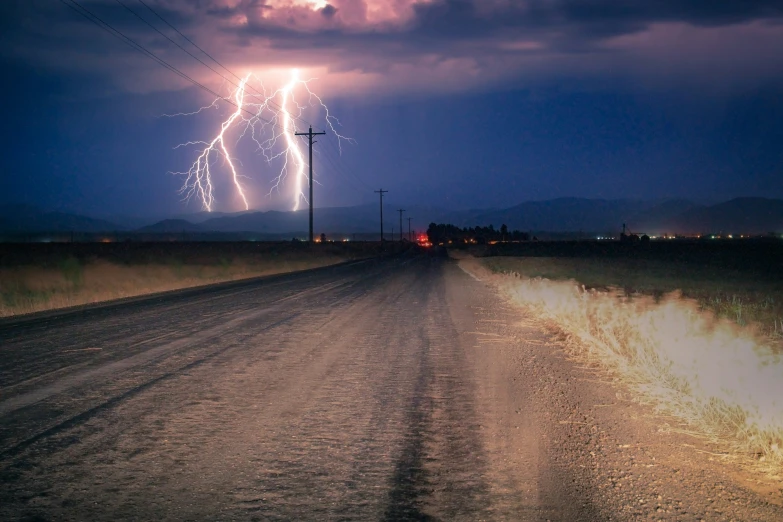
[172,69,351,212]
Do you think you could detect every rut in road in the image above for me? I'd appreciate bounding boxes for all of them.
[0,256,589,520]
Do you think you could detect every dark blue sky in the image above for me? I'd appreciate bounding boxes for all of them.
[2,1,782,217]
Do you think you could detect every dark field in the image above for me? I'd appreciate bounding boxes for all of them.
[0,241,415,317]
[0,240,406,266]
[474,238,783,338]
[479,237,782,275]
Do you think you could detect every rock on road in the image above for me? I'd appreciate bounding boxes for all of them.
[1,253,781,521]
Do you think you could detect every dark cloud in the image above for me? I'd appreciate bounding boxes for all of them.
[2,1,783,216]
[556,0,783,27]
[2,0,783,98]
[402,0,783,45]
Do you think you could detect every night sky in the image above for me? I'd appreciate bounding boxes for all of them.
[2,0,782,218]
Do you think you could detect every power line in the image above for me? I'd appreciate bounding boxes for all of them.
[134,0,317,131]
[303,131,371,201]
[305,141,371,210]
[61,0,364,208]
[59,0,287,133]
[93,0,350,156]
[321,144,371,193]
[59,0,209,93]
[115,0,245,97]
[315,153,368,200]
[319,135,371,190]
[137,0,235,80]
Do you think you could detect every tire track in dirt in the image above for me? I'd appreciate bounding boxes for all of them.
[0,253,654,521]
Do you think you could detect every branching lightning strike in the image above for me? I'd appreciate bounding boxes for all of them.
[171,69,352,212]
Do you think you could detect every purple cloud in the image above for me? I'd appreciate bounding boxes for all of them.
[2,0,782,98]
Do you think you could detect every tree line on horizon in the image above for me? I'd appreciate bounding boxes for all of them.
[427,223,531,244]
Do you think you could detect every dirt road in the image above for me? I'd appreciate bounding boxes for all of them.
[1,254,780,520]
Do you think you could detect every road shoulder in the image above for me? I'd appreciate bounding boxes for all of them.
[445,257,783,521]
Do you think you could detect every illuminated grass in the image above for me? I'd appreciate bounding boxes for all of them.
[0,254,346,317]
[462,257,783,469]
[482,257,783,340]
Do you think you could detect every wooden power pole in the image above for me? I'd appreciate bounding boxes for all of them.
[295,126,326,243]
[375,189,388,241]
[397,209,405,242]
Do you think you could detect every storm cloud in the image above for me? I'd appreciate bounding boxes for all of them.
[2,0,783,98]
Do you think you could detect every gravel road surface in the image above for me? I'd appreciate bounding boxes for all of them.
[1,253,781,521]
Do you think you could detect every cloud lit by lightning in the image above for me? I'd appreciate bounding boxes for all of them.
[170,69,352,212]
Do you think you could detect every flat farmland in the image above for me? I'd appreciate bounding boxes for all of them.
[0,241,407,317]
[479,239,783,339]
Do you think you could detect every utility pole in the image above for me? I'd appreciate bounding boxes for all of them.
[407,217,413,242]
[397,209,405,242]
[295,126,326,243]
[375,189,388,241]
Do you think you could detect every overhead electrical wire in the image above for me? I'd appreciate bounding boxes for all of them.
[134,0,318,131]
[59,0,287,133]
[60,0,371,197]
[321,138,373,192]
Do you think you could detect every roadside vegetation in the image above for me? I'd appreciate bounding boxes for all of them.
[482,256,783,339]
[0,241,387,317]
[460,249,783,472]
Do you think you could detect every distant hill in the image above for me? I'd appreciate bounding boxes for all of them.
[627,199,704,234]
[185,199,662,235]
[136,219,205,233]
[120,198,783,236]
[171,210,256,225]
[668,197,783,234]
[2,198,780,236]
[201,210,308,233]
[464,198,650,233]
[0,205,123,233]
[438,198,782,235]
[198,204,454,236]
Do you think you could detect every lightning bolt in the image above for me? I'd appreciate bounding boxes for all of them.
[279,69,308,211]
[171,69,353,212]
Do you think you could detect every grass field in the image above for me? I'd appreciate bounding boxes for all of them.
[459,241,783,472]
[0,241,397,317]
[482,255,783,339]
